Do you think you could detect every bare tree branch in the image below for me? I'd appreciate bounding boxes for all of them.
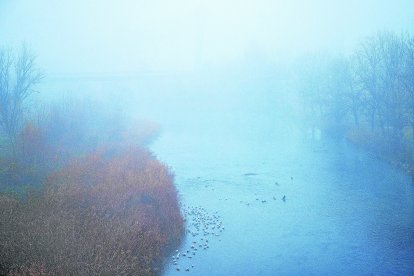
[0,45,42,156]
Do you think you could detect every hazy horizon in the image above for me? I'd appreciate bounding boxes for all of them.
[1,0,414,75]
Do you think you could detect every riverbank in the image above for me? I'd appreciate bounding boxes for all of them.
[346,127,414,181]
[0,146,183,275]
[0,101,184,275]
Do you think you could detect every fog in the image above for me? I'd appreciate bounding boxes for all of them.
[1,1,414,275]
[1,0,413,133]
[2,0,414,73]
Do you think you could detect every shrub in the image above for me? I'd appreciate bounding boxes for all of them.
[1,100,161,189]
[0,147,184,275]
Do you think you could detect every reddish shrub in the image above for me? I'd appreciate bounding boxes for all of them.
[18,123,49,169]
[0,147,184,275]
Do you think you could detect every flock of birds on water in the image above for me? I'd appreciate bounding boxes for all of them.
[169,173,290,273]
[170,205,224,273]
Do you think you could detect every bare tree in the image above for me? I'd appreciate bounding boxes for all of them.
[0,45,42,155]
[377,33,406,140]
[354,34,384,131]
[354,32,407,138]
[326,56,357,129]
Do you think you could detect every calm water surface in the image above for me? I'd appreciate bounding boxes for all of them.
[152,126,414,276]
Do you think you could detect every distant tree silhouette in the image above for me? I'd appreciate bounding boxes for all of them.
[0,45,42,155]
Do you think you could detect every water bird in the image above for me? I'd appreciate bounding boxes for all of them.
[282,195,286,202]
[244,173,258,176]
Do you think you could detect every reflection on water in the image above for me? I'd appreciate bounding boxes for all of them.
[153,127,414,275]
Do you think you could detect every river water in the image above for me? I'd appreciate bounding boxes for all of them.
[38,75,414,275]
[153,126,414,275]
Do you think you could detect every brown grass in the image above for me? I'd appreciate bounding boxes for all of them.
[0,147,183,275]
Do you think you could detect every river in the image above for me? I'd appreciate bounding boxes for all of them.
[39,75,414,275]
[152,125,414,275]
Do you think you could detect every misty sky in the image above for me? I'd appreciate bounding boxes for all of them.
[1,0,414,74]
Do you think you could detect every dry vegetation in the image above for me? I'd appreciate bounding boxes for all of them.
[0,147,184,275]
[0,64,184,275]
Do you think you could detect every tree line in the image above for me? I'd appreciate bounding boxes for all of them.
[298,31,414,176]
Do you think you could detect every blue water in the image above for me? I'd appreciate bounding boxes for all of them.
[38,76,414,275]
[153,127,414,275]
